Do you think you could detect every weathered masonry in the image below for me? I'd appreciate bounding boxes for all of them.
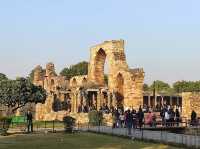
[33,40,145,121]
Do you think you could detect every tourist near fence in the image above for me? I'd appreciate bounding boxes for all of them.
[109,104,199,132]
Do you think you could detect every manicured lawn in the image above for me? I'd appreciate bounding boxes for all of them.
[0,132,184,149]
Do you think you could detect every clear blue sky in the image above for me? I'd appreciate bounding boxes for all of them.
[0,0,199,85]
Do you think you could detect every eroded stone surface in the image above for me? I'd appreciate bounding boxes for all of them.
[33,40,145,122]
[182,92,200,119]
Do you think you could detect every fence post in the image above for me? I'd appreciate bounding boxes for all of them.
[142,129,144,140]
[98,120,100,133]
[45,121,47,129]
[160,127,163,143]
[52,121,55,133]
[37,123,38,132]
[88,122,91,132]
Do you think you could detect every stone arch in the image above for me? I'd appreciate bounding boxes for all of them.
[51,79,55,86]
[50,79,55,90]
[88,40,128,89]
[115,73,124,106]
[52,94,62,112]
[82,77,87,85]
[94,48,107,86]
[72,78,77,87]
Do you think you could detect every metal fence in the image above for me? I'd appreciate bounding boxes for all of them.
[8,121,65,133]
[76,122,200,149]
[5,120,200,148]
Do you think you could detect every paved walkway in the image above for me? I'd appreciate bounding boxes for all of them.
[79,126,200,148]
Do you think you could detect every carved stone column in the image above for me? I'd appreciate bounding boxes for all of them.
[108,91,111,109]
[112,91,117,108]
[97,91,101,111]
[71,92,77,113]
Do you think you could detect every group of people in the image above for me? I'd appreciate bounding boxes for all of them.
[112,106,145,134]
[111,105,184,135]
[160,105,181,126]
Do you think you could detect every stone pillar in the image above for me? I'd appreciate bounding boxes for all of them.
[97,91,101,111]
[71,93,77,113]
[154,96,157,108]
[161,96,164,107]
[92,93,96,106]
[170,96,173,106]
[148,96,150,107]
[112,92,117,108]
[71,93,74,113]
[176,96,179,106]
[108,92,111,109]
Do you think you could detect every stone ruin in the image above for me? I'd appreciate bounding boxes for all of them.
[33,40,145,121]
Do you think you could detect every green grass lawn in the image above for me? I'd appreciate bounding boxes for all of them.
[0,132,184,149]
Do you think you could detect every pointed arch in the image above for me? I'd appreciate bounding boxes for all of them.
[116,73,124,106]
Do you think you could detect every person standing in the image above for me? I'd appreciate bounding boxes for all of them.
[191,110,197,126]
[132,110,137,129]
[119,112,125,128]
[126,110,133,135]
[175,109,180,126]
[164,109,170,127]
[27,110,33,133]
[145,111,153,127]
[137,106,144,130]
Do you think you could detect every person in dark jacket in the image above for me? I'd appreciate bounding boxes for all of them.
[137,106,144,130]
[27,110,33,133]
[126,109,133,135]
[175,109,180,126]
[191,110,197,126]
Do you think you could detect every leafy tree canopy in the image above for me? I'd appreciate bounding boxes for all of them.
[149,80,171,93]
[0,73,8,81]
[143,83,149,92]
[60,61,88,79]
[0,77,46,113]
[173,81,200,93]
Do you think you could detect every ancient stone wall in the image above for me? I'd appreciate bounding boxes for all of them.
[69,75,87,88]
[182,92,200,119]
[34,63,71,121]
[33,39,145,121]
[88,40,144,109]
[33,65,44,87]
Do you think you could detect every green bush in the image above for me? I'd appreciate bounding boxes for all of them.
[11,116,26,123]
[88,110,103,126]
[63,116,76,133]
[0,117,12,136]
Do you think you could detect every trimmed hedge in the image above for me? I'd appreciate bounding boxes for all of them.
[63,116,76,133]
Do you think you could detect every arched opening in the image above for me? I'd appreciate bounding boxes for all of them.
[50,79,55,90]
[116,73,124,107]
[52,94,62,112]
[82,77,87,86]
[72,78,77,87]
[94,48,107,86]
[51,79,55,86]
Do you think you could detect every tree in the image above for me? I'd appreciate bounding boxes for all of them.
[0,73,8,81]
[150,80,171,93]
[0,77,46,113]
[143,83,149,92]
[173,81,200,93]
[60,61,88,79]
